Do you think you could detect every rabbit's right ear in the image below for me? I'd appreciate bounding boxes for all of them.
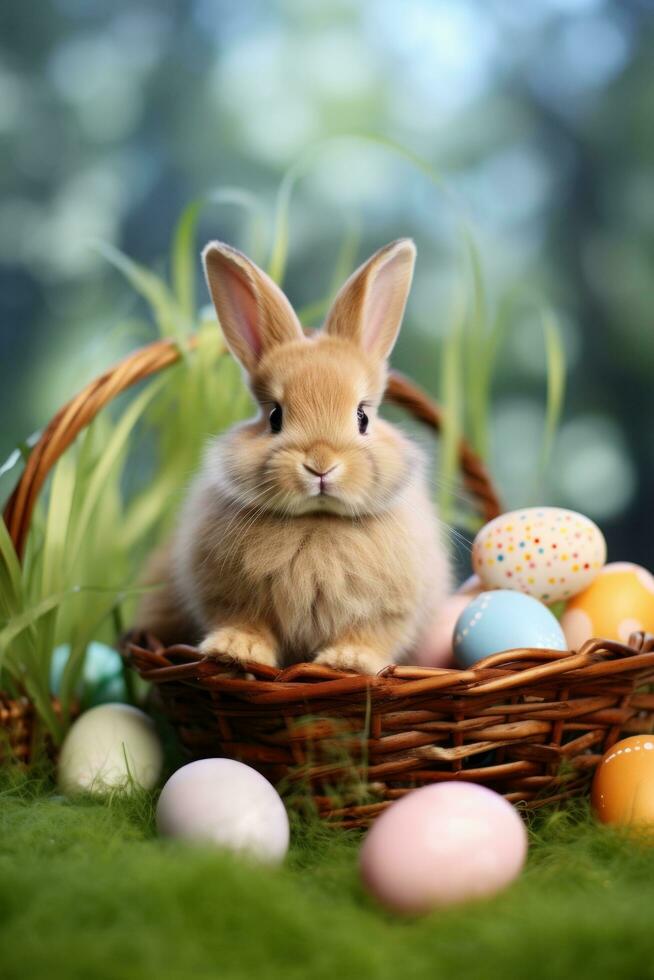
[202,242,304,373]
[323,239,416,363]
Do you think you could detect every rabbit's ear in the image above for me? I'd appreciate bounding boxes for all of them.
[324,239,416,361]
[202,242,304,373]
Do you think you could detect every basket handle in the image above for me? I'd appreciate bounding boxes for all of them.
[3,337,501,560]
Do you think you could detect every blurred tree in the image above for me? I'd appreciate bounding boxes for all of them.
[1,0,652,561]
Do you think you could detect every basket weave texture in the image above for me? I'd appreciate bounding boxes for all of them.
[125,632,654,827]
[0,694,67,765]
[4,335,654,822]
[0,695,37,764]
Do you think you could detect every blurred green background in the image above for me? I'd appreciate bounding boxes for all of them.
[1,0,653,564]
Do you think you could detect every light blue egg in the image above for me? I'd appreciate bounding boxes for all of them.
[50,642,127,706]
[453,590,567,668]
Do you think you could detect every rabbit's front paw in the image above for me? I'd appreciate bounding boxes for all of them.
[199,626,278,668]
[314,644,389,675]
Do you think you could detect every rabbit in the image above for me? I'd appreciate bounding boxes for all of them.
[134,238,453,674]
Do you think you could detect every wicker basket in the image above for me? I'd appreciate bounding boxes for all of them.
[0,694,68,765]
[4,336,654,823]
[0,694,38,764]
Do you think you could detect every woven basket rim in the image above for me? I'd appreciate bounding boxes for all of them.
[124,630,654,699]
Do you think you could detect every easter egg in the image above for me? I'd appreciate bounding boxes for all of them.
[51,642,129,706]
[472,507,606,604]
[458,574,485,596]
[561,562,654,649]
[156,758,289,864]
[453,590,567,668]
[58,703,163,795]
[359,782,527,914]
[592,736,654,826]
[413,592,474,668]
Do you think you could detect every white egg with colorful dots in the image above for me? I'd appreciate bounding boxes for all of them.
[472,507,606,604]
[453,590,568,668]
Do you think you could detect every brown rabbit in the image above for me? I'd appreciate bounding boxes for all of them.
[135,239,452,674]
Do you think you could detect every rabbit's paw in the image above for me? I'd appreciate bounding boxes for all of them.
[314,644,389,675]
[199,626,278,669]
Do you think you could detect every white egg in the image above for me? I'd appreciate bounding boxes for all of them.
[156,758,290,865]
[58,703,163,795]
[472,506,606,604]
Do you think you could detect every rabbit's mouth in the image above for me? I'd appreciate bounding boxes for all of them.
[290,490,353,517]
[296,459,347,511]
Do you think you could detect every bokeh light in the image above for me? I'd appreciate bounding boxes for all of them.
[1,0,653,565]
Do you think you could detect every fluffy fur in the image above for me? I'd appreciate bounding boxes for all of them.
[135,239,452,673]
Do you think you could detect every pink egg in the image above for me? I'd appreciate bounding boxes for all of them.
[360,782,528,914]
[413,593,475,667]
[458,574,485,596]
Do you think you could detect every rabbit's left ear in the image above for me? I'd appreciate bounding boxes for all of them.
[324,239,416,361]
[202,241,304,374]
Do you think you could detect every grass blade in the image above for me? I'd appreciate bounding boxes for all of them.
[297,216,362,327]
[438,297,465,523]
[92,240,181,338]
[67,373,170,567]
[58,595,130,721]
[172,200,203,327]
[36,453,78,671]
[173,190,267,326]
[462,231,489,458]
[207,187,267,263]
[0,589,85,653]
[40,454,76,600]
[327,217,362,298]
[268,134,463,286]
[268,156,309,285]
[0,517,23,616]
[540,310,567,478]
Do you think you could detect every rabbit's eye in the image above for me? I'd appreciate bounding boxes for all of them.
[357,404,369,435]
[269,403,283,433]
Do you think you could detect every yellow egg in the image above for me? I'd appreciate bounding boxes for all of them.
[592,736,654,826]
[561,562,654,649]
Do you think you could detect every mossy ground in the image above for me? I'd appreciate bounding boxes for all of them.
[2,772,654,980]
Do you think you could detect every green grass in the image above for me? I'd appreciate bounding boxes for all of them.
[2,776,654,980]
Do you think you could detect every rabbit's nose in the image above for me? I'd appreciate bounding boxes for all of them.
[303,462,340,494]
[303,463,338,478]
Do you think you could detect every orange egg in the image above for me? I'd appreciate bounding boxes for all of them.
[592,735,654,826]
[561,562,654,649]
